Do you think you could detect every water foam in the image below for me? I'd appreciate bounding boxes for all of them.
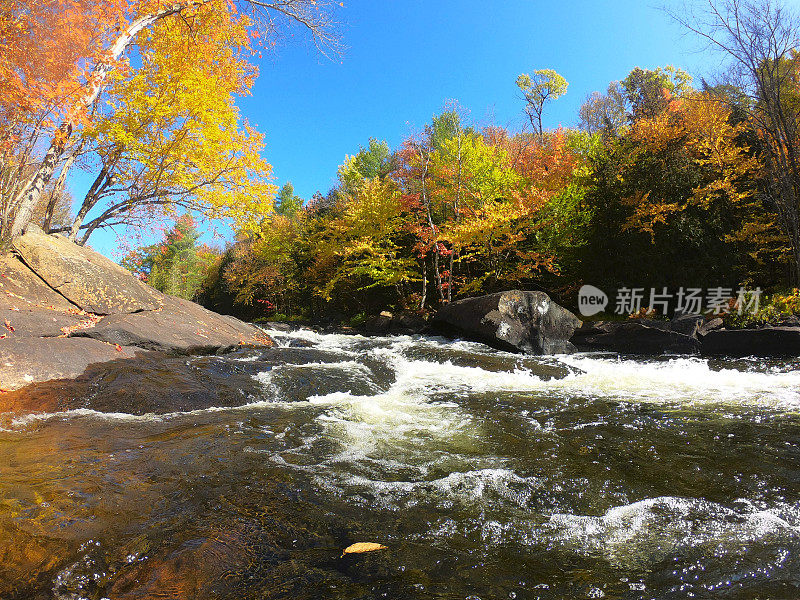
[546,496,800,569]
[553,355,800,408]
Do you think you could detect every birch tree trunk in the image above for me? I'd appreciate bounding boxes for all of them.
[42,149,78,232]
[9,1,205,238]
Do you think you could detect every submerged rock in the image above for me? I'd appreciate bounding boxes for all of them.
[433,290,582,354]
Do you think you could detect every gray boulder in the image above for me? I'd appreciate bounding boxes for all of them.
[433,290,582,354]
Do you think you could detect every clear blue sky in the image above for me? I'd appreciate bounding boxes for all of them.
[78,0,728,257]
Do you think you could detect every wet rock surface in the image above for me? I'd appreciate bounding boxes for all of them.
[363,311,428,335]
[0,337,138,392]
[571,320,700,354]
[433,290,582,354]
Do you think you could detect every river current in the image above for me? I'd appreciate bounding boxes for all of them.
[2,327,800,598]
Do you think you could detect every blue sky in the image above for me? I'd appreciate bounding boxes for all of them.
[77,0,728,257]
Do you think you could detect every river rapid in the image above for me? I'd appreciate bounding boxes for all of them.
[2,328,800,599]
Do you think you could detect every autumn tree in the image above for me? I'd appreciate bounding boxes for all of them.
[621,66,693,120]
[336,138,394,196]
[579,82,628,136]
[3,0,341,240]
[61,3,274,245]
[0,0,121,238]
[274,182,303,217]
[515,69,568,137]
[671,0,800,282]
[123,214,220,298]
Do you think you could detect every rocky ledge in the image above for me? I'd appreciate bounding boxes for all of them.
[0,227,271,391]
[572,313,800,357]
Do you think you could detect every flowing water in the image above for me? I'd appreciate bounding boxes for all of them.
[2,328,800,599]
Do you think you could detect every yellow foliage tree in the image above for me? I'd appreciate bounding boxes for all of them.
[68,4,275,245]
[625,91,763,234]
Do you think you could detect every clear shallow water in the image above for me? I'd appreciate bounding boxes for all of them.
[1,329,800,598]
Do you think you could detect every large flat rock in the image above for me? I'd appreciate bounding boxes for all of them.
[571,320,699,354]
[0,337,137,391]
[0,254,74,311]
[433,290,582,354]
[72,297,271,353]
[0,233,272,393]
[13,228,162,314]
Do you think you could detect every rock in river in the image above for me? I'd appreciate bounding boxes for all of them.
[0,229,271,392]
[700,326,800,357]
[433,290,582,354]
[571,319,700,354]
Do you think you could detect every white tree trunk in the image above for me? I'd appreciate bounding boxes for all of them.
[9,1,206,238]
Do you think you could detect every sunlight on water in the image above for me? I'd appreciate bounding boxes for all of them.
[2,326,800,598]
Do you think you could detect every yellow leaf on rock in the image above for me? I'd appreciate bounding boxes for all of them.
[341,542,387,557]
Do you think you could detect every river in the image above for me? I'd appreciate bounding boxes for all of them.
[1,327,800,598]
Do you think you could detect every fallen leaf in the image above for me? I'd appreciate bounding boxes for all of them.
[341,542,388,557]
[114,344,122,352]
[3,319,14,332]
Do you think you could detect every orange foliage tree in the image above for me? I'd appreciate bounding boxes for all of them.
[1,0,341,240]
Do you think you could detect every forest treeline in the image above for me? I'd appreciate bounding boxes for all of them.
[3,0,800,322]
[187,58,798,321]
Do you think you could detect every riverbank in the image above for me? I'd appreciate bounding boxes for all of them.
[0,227,272,392]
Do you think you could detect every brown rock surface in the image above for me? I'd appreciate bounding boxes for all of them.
[0,308,87,338]
[0,254,74,311]
[13,227,163,314]
[73,296,270,353]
